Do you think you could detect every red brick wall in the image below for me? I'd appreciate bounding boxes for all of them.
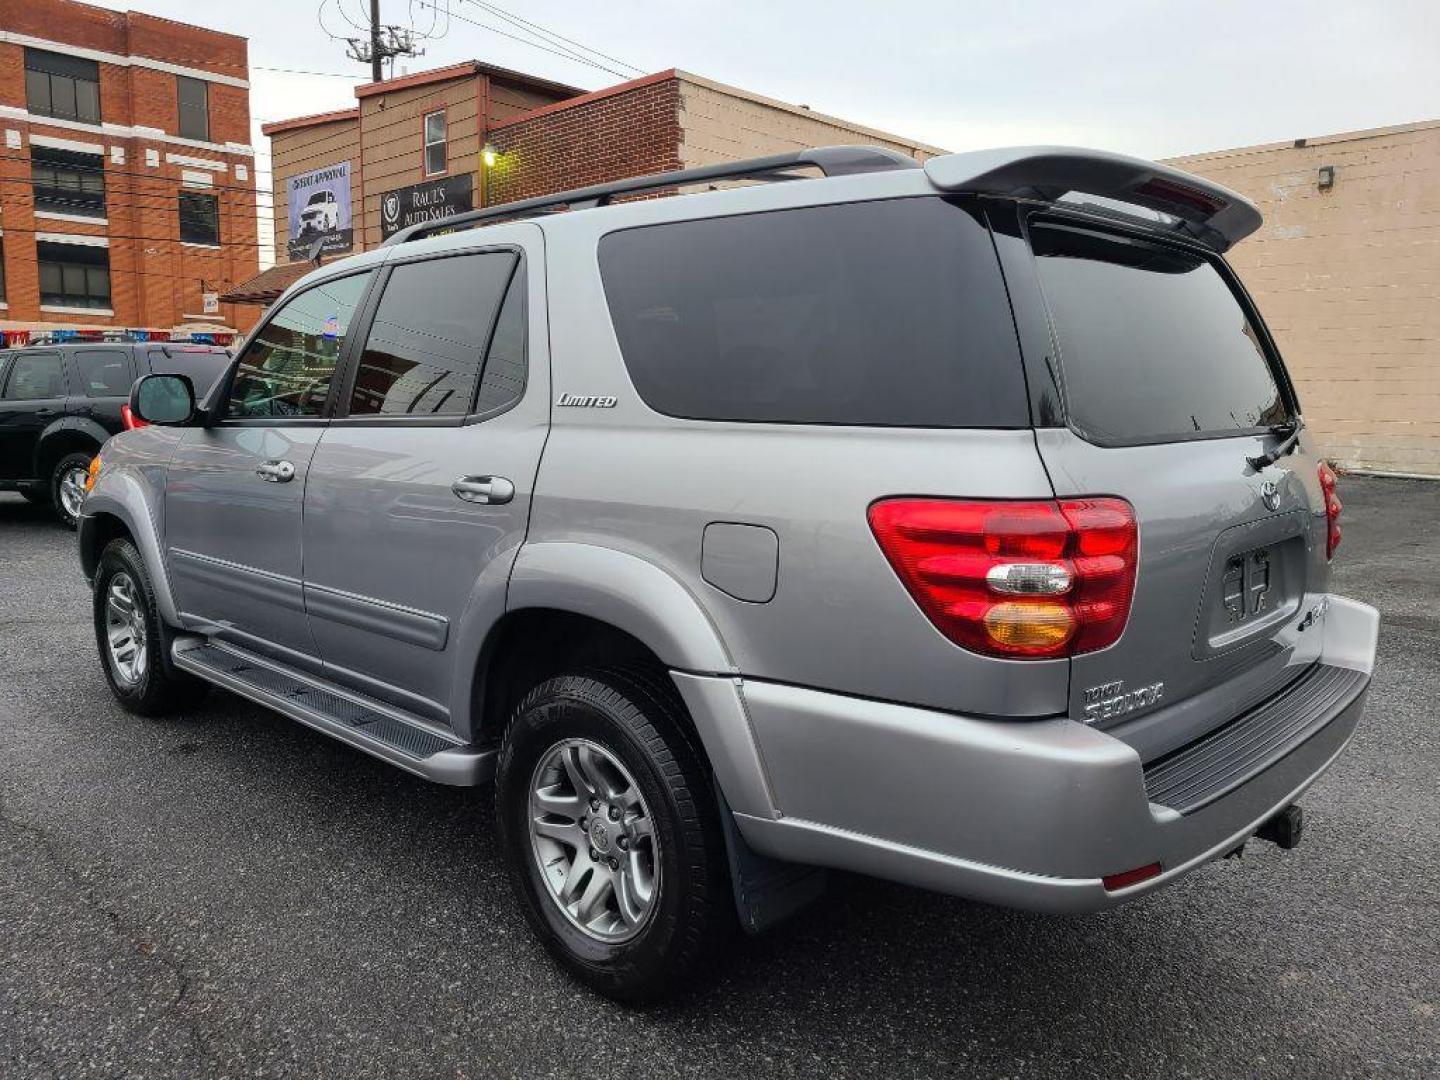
[486,75,682,205]
[0,0,257,331]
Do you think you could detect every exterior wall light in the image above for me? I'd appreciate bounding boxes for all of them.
[1318,165,1335,190]
[482,144,499,168]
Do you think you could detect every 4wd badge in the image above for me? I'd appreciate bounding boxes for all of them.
[1082,679,1164,724]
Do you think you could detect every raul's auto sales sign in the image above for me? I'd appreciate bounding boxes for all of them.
[379,174,474,240]
[287,162,353,259]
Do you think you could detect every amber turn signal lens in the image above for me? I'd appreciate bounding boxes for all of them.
[84,455,102,493]
[982,601,1076,651]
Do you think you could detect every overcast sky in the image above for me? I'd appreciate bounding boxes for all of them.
[89,0,1440,262]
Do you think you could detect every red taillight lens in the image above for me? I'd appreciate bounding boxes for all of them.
[1318,462,1341,559]
[867,497,1138,659]
[120,404,147,431]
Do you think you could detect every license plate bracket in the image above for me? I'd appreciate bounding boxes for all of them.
[1194,512,1308,659]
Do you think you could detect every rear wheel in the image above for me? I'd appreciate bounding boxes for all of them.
[93,539,209,716]
[50,451,94,528]
[495,669,730,1002]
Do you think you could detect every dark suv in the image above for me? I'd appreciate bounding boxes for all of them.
[0,342,230,526]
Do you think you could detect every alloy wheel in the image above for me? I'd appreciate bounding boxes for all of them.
[528,738,660,943]
[58,464,89,520]
[104,572,148,687]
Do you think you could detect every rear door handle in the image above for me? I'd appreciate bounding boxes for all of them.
[452,475,514,505]
[256,459,296,483]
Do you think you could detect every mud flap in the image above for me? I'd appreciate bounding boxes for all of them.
[717,790,828,935]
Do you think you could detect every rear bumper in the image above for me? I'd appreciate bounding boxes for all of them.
[725,594,1378,913]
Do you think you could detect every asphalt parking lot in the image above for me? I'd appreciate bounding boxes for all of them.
[0,475,1436,1079]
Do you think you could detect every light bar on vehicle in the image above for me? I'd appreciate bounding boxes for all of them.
[923,146,1263,252]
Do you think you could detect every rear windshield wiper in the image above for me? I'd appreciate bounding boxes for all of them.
[1247,418,1304,471]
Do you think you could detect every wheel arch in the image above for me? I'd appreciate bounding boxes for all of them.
[464,543,775,819]
[35,418,108,480]
[81,468,180,625]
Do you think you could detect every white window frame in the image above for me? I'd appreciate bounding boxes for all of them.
[423,109,447,177]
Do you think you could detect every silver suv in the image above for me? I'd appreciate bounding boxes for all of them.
[79,145,1379,1001]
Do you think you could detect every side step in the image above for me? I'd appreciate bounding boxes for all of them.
[172,640,494,786]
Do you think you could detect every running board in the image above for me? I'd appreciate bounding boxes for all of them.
[172,640,494,786]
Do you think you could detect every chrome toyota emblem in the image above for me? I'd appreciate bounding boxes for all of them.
[1260,479,1281,511]
[589,818,611,852]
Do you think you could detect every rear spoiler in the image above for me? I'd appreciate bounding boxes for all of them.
[924,146,1262,253]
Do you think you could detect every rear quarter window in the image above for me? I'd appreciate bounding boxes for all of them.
[1031,223,1289,445]
[598,197,1028,427]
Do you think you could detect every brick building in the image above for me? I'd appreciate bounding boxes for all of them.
[0,0,259,336]
[256,62,943,297]
[1169,121,1440,477]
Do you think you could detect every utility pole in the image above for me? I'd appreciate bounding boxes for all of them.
[344,0,422,82]
[370,0,383,82]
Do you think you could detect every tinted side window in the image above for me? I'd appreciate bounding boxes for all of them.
[1031,224,1288,444]
[228,272,371,419]
[3,352,65,401]
[474,272,526,415]
[75,349,135,397]
[599,198,1027,427]
[348,253,516,417]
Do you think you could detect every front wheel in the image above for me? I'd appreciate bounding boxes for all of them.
[495,670,731,1002]
[50,451,93,528]
[93,539,209,716]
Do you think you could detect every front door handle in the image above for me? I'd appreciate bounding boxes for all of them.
[256,459,296,483]
[452,475,514,505]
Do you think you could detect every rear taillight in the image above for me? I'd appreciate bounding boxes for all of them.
[867,497,1138,659]
[120,404,147,431]
[1318,462,1341,559]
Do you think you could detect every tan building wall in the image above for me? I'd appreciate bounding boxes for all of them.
[1168,120,1440,476]
[268,111,361,261]
[676,71,945,167]
[266,64,945,269]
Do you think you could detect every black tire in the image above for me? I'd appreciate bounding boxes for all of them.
[93,538,209,717]
[495,668,731,1002]
[49,450,95,528]
[19,485,49,506]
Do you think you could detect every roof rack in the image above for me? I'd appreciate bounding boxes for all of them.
[382,145,920,247]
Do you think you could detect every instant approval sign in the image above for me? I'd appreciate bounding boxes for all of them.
[287,162,353,259]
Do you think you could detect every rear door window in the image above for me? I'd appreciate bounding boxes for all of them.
[1031,223,1289,444]
[74,348,135,397]
[2,351,66,400]
[598,197,1028,427]
[347,252,517,417]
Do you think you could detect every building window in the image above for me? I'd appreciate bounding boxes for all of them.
[31,147,107,219]
[37,241,111,311]
[177,75,210,141]
[25,49,101,125]
[179,192,220,245]
[424,110,446,175]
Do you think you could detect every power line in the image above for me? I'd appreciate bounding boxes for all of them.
[464,1,643,75]
[416,0,631,80]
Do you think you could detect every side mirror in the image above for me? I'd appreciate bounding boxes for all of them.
[130,373,197,426]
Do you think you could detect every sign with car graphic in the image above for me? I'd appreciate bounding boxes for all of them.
[378,173,474,240]
[286,162,353,260]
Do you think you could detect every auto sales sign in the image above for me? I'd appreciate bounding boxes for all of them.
[287,162,353,260]
[379,174,474,240]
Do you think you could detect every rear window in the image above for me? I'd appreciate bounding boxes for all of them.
[146,347,231,396]
[598,198,1028,427]
[1032,223,1289,444]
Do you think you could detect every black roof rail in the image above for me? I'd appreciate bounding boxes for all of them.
[382,144,920,247]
